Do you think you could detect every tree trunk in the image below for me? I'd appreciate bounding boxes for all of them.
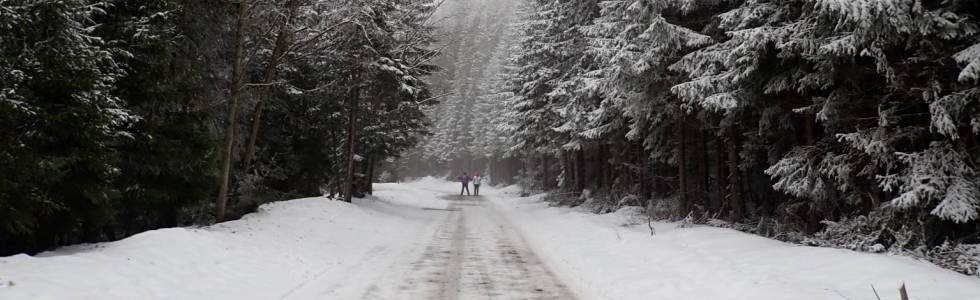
[215,0,249,222]
[541,154,551,189]
[597,144,607,189]
[727,125,745,222]
[512,157,523,185]
[575,149,586,193]
[558,151,568,190]
[488,156,496,186]
[367,153,375,195]
[678,122,688,216]
[243,1,299,168]
[652,163,663,199]
[714,133,728,214]
[511,157,517,185]
[627,144,635,192]
[804,112,817,145]
[639,143,651,200]
[566,150,575,191]
[344,77,360,203]
[700,128,710,210]
[499,158,508,186]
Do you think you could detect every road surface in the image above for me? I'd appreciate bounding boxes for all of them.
[283,194,575,300]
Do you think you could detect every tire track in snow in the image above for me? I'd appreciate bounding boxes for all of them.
[369,195,575,299]
[280,194,577,300]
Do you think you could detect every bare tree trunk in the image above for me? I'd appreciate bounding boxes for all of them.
[804,112,817,145]
[558,151,568,190]
[700,128,710,211]
[678,122,689,216]
[488,156,496,185]
[512,157,523,185]
[502,158,508,185]
[215,0,249,222]
[575,149,586,193]
[597,144,607,189]
[715,133,728,214]
[344,78,360,203]
[626,144,634,192]
[541,154,550,189]
[727,125,745,222]
[366,153,375,195]
[611,143,620,190]
[502,158,511,185]
[802,113,820,230]
[566,153,572,191]
[653,163,663,199]
[243,1,299,167]
[639,143,651,200]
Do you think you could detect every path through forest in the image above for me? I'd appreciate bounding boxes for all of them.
[283,193,575,299]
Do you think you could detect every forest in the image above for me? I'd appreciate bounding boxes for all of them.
[0,0,439,255]
[3,0,980,278]
[412,0,980,275]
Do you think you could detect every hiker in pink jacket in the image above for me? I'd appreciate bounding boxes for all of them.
[472,172,483,196]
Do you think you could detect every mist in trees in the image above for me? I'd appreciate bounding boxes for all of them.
[394,0,525,184]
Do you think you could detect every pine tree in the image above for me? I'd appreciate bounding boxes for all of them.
[763,0,980,223]
[100,0,226,230]
[506,0,569,156]
[0,0,132,252]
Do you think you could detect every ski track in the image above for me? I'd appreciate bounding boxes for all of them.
[282,194,575,300]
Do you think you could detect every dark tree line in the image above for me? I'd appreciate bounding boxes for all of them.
[0,0,439,255]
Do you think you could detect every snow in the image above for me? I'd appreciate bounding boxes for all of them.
[0,189,442,300]
[373,177,451,210]
[2,178,980,299]
[483,186,980,300]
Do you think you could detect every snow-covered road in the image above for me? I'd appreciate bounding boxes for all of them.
[3,178,980,299]
[285,194,574,300]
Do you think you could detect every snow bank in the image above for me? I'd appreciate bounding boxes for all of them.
[0,196,434,300]
[486,187,980,300]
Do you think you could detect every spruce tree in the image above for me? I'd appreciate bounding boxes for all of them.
[0,0,131,252]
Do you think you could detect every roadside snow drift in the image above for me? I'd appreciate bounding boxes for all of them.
[0,181,449,300]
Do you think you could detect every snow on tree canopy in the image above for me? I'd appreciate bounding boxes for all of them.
[881,143,980,223]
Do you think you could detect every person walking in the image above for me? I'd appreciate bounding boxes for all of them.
[458,172,471,196]
[473,172,483,196]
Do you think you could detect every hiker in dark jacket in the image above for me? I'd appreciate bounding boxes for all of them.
[458,172,471,196]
